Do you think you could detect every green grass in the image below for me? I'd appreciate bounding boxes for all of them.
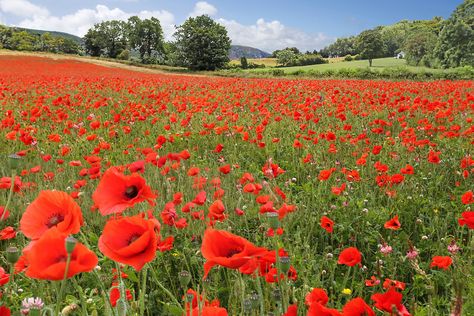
[246,57,443,74]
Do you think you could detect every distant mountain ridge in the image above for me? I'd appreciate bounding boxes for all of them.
[10,26,84,45]
[229,45,271,60]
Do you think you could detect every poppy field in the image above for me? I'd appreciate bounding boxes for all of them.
[0,55,473,315]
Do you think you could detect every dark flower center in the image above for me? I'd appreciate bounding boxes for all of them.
[128,234,141,245]
[125,185,139,199]
[225,248,242,258]
[46,213,64,228]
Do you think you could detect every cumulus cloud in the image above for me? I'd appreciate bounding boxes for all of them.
[189,1,217,18]
[0,1,175,40]
[218,18,332,53]
[0,0,48,18]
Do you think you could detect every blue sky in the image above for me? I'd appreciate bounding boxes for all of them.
[0,0,463,52]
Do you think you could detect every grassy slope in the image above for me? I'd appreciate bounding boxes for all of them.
[246,57,445,74]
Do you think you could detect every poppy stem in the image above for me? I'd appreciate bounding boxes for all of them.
[0,169,15,223]
[255,275,265,315]
[149,267,183,312]
[139,265,148,316]
[55,253,72,316]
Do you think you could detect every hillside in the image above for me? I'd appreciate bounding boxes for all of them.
[10,26,84,45]
[229,45,271,60]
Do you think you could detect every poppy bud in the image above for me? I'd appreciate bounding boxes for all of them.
[249,292,260,309]
[6,246,19,264]
[267,212,280,229]
[272,288,282,302]
[243,298,253,313]
[186,292,195,303]
[178,270,191,288]
[279,256,290,275]
[65,236,77,254]
[8,153,22,171]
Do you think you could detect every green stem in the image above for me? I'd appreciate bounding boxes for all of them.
[149,267,183,312]
[139,265,148,316]
[255,275,265,315]
[0,170,15,223]
[55,253,72,315]
[72,277,89,316]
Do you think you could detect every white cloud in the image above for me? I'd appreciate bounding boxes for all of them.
[0,0,48,18]
[189,1,217,18]
[0,1,175,40]
[218,18,332,53]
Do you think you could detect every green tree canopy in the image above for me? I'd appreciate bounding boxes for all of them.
[84,20,127,58]
[174,15,231,70]
[275,48,299,66]
[127,16,165,63]
[434,0,474,68]
[356,29,385,67]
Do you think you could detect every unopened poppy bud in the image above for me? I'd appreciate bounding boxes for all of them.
[116,299,127,316]
[249,292,260,309]
[186,292,195,303]
[243,298,252,313]
[6,246,19,264]
[279,256,290,274]
[272,288,282,302]
[178,270,191,288]
[8,153,22,171]
[267,212,280,229]
[65,236,77,254]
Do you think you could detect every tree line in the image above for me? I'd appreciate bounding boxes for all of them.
[0,26,81,54]
[316,0,473,68]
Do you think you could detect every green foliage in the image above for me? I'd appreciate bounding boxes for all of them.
[275,48,299,66]
[404,30,437,66]
[434,0,474,68]
[84,20,128,58]
[320,37,357,58]
[240,56,248,69]
[356,29,385,67]
[117,49,130,60]
[9,31,37,51]
[272,47,300,58]
[127,16,165,63]
[174,15,231,71]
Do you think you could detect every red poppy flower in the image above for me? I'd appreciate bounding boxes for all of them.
[337,247,362,267]
[92,167,156,216]
[20,190,84,240]
[320,216,334,233]
[461,191,473,205]
[371,287,410,315]
[110,282,133,307]
[0,207,9,221]
[24,228,98,280]
[458,211,474,229]
[430,256,452,270]
[0,226,16,240]
[0,306,10,316]
[384,215,401,230]
[342,297,375,316]
[0,267,9,286]
[383,278,406,291]
[201,228,267,279]
[307,302,341,316]
[98,215,157,271]
[283,304,297,316]
[305,288,329,306]
[191,306,228,316]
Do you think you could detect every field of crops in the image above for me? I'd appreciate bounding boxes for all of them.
[0,55,473,315]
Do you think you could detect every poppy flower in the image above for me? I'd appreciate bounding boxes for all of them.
[320,216,334,233]
[0,267,9,286]
[0,226,16,240]
[98,215,157,271]
[461,191,473,205]
[201,228,267,279]
[283,304,297,316]
[342,297,375,316]
[92,167,156,216]
[20,190,83,240]
[458,211,474,229]
[337,247,362,267]
[305,288,329,306]
[430,256,452,270]
[110,282,133,307]
[371,287,410,315]
[0,306,10,316]
[24,228,98,280]
[384,215,401,230]
[307,302,341,316]
[0,207,9,221]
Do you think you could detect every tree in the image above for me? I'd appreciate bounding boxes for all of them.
[320,37,357,58]
[9,31,37,51]
[404,30,437,66]
[240,56,248,69]
[275,49,299,66]
[174,15,231,70]
[0,25,12,49]
[84,20,127,58]
[434,0,474,68]
[356,29,385,67]
[127,16,165,63]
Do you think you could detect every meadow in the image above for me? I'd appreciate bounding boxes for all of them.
[0,55,473,316]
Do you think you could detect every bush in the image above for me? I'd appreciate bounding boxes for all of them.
[117,49,130,60]
[344,55,353,62]
[271,69,285,76]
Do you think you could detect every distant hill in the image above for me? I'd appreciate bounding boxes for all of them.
[229,45,271,60]
[10,27,84,45]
